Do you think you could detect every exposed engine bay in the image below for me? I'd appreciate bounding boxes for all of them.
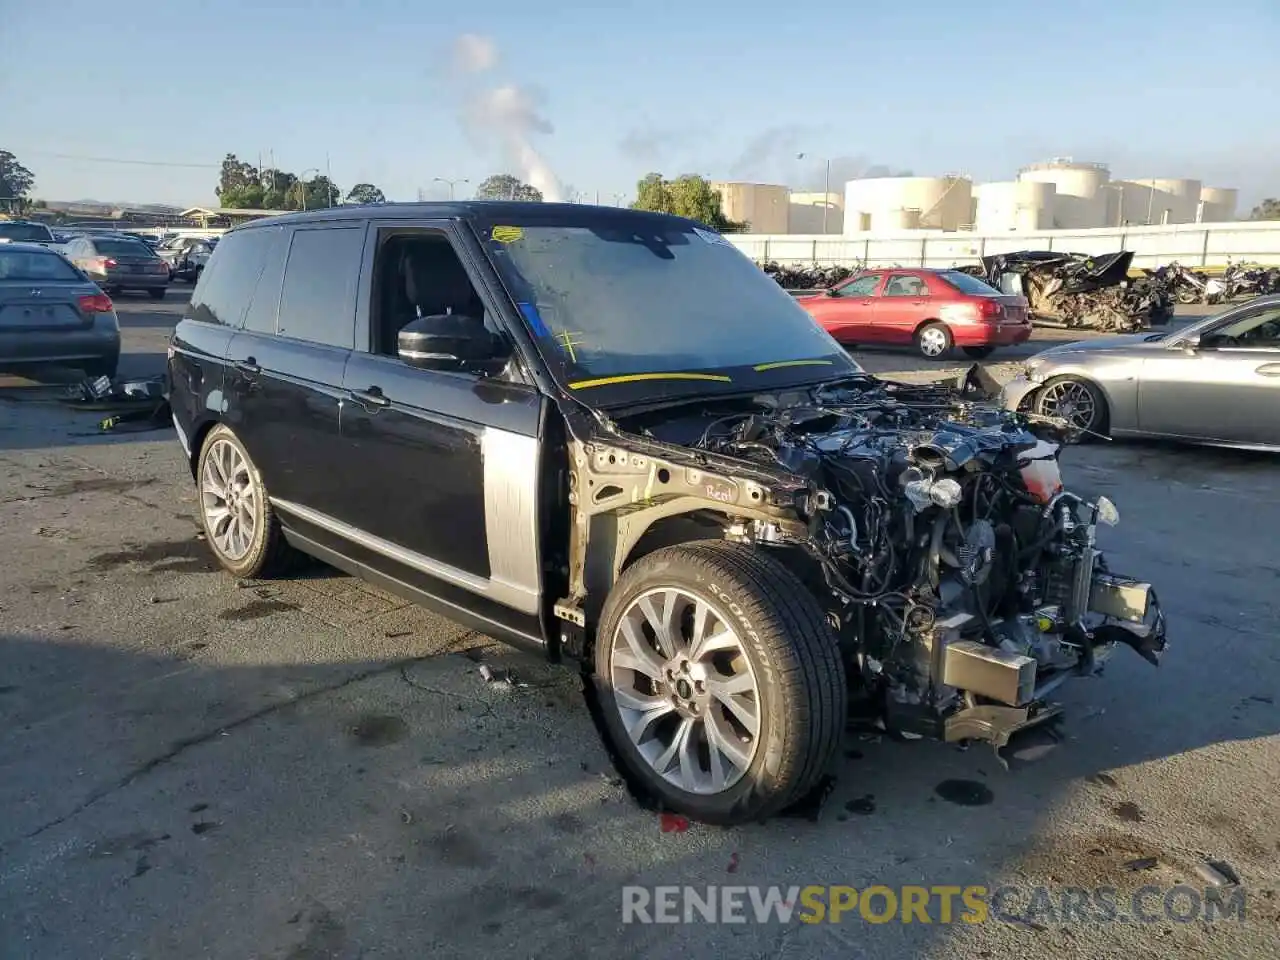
[579,373,1168,760]
[960,250,1173,332]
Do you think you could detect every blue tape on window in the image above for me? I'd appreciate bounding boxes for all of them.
[519,301,550,338]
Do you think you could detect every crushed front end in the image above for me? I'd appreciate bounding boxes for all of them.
[605,374,1167,760]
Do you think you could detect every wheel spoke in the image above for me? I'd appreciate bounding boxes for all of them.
[638,592,680,658]
[710,686,760,738]
[616,618,665,680]
[705,708,753,772]
[652,717,698,790]
[690,627,738,662]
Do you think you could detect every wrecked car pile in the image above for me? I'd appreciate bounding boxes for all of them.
[610,369,1167,768]
[758,260,859,292]
[960,251,1173,332]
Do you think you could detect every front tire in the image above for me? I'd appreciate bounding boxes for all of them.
[592,541,846,825]
[915,321,953,360]
[196,425,297,578]
[1033,375,1109,441]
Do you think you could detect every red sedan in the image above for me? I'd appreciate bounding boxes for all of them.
[798,268,1031,360]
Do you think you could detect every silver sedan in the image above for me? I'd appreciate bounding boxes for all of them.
[1002,295,1280,450]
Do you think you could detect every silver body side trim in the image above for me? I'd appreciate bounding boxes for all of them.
[271,494,540,615]
[481,427,542,609]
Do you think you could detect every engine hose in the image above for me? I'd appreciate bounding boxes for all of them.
[1018,516,1065,561]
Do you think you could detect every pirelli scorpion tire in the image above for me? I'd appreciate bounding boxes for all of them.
[592,541,846,825]
[196,424,298,579]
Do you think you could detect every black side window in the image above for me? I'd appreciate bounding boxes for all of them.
[277,226,364,349]
[187,228,273,326]
[241,228,289,334]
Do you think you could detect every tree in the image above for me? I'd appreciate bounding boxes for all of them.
[0,150,36,211]
[216,153,257,201]
[346,183,386,205]
[629,172,745,232]
[475,173,543,202]
[1249,198,1280,221]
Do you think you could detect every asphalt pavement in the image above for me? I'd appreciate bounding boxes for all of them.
[0,291,1276,959]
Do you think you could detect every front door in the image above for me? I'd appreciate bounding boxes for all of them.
[333,222,547,643]
[809,272,883,344]
[873,271,933,345]
[1138,301,1280,445]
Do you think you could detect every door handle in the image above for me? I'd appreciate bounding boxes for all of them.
[1257,363,1280,377]
[349,386,391,408]
[233,357,260,376]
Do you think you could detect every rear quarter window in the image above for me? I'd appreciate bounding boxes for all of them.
[939,270,1002,296]
[276,225,365,349]
[187,228,276,326]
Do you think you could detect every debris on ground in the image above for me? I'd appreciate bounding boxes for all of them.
[1194,860,1241,887]
[659,812,690,833]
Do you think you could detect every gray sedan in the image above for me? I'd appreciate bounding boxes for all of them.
[1002,295,1280,450]
[0,242,121,379]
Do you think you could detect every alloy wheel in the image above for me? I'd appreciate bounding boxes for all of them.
[608,587,762,795]
[1038,379,1097,430]
[201,438,258,561]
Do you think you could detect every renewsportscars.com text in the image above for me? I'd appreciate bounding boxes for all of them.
[621,884,1247,925]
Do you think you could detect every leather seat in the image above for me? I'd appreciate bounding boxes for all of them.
[400,247,484,320]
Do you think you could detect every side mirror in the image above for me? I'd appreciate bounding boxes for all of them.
[824,287,838,297]
[397,313,501,372]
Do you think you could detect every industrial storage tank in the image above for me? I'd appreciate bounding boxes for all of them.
[1199,186,1238,222]
[1016,159,1110,229]
[1148,179,1202,222]
[842,176,972,234]
[973,181,1056,232]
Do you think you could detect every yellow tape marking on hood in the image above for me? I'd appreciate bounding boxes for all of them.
[568,372,733,390]
[752,359,835,372]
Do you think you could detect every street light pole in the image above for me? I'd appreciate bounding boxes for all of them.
[299,168,320,211]
[797,152,832,234]
[433,177,469,200]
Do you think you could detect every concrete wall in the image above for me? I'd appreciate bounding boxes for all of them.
[842,176,972,233]
[710,182,789,234]
[725,221,1280,270]
[787,192,843,234]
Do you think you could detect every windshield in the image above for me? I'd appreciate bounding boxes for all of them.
[0,223,54,242]
[939,270,1002,296]
[479,217,859,396]
[94,238,156,257]
[0,248,82,281]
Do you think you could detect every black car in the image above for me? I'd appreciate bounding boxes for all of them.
[168,203,1167,824]
[64,234,170,298]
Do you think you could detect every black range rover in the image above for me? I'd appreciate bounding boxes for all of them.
[168,203,1166,824]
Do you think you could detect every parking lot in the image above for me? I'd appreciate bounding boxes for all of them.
[1,292,1277,959]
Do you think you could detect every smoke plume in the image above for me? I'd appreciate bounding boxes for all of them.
[450,34,564,202]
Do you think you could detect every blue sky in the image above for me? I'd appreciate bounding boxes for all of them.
[3,0,1276,209]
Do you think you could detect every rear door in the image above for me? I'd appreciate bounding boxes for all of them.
[222,222,364,519]
[804,272,884,343]
[873,271,933,344]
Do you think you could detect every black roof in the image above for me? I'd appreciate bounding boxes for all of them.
[232,201,699,231]
[0,241,61,253]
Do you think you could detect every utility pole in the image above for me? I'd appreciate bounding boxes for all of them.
[613,192,626,206]
[326,152,333,207]
[797,152,833,233]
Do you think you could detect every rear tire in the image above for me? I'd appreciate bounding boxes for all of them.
[962,346,995,359]
[591,541,846,825]
[915,321,953,360]
[196,425,299,579]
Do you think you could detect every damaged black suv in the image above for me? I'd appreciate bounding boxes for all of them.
[167,203,1167,824]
